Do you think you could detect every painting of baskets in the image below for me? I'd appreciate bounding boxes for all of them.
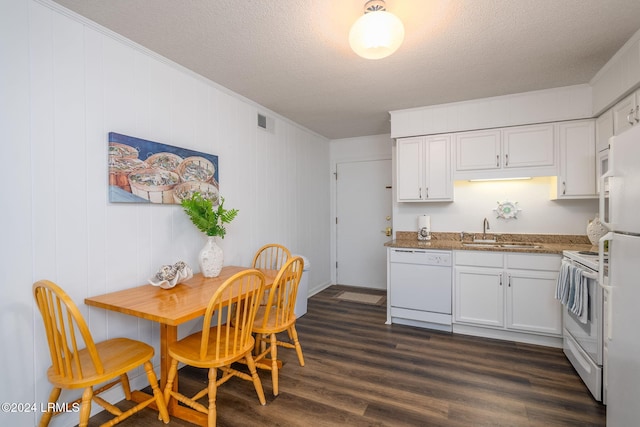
[108,132,218,204]
[109,157,148,192]
[173,181,219,204]
[176,156,215,183]
[128,168,180,203]
[146,152,183,171]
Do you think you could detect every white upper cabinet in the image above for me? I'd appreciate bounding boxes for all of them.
[454,129,501,171]
[454,123,556,180]
[612,89,640,135]
[551,120,596,199]
[596,109,614,153]
[502,124,555,168]
[396,135,452,202]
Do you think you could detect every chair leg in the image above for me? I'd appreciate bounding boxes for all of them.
[269,333,279,396]
[120,373,132,400]
[245,354,266,405]
[38,387,61,427]
[208,367,217,427]
[163,358,179,409]
[143,361,170,424]
[289,325,305,366]
[78,387,93,427]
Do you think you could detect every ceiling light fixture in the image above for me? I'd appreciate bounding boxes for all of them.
[349,0,405,60]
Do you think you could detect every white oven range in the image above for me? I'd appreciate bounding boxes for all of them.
[561,250,605,402]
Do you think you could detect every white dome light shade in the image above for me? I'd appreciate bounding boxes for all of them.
[349,10,405,60]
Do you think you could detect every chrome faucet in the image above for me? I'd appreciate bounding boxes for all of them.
[483,218,490,240]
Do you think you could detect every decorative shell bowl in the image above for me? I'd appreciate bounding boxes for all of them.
[587,215,608,246]
[149,261,193,289]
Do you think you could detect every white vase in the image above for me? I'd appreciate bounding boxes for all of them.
[199,236,223,277]
[587,215,608,246]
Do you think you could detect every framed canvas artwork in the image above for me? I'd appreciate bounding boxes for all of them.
[108,132,219,204]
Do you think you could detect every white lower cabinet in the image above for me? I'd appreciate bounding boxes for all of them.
[454,251,562,345]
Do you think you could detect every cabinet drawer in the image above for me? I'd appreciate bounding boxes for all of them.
[454,251,503,268]
[506,253,561,271]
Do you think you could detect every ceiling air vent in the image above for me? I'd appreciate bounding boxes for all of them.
[257,113,275,133]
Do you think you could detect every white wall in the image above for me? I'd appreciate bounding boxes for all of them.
[0,1,330,426]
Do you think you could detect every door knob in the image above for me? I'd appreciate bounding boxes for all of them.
[386,216,391,221]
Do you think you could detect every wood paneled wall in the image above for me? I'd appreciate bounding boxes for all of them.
[2,1,330,425]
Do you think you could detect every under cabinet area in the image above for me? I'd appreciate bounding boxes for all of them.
[453,251,563,347]
[396,135,452,202]
[387,248,453,331]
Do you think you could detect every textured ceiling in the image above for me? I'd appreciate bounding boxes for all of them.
[52,0,640,139]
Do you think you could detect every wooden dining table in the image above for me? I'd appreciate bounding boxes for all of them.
[85,265,277,425]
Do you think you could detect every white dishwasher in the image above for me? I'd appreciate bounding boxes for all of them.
[387,248,453,332]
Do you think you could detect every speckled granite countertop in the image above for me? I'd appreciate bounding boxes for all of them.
[385,232,596,255]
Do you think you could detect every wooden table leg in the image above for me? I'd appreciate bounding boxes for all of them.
[131,324,207,425]
[160,324,179,415]
[159,324,176,389]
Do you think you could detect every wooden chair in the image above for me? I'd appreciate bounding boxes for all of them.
[32,280,169,427]
[252,256,305,396]
[163,269,267,427]
[252,243,291,271]
[251,243,292,347]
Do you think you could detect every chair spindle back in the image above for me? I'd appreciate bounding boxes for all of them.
[259,256,304,329]
[252,244,291,271]
[33,280,103,380]
[200,270,265,361]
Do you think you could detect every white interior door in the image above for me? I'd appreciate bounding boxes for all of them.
[336,159,392,289]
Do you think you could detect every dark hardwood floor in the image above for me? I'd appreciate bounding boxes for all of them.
[88,285,606,426]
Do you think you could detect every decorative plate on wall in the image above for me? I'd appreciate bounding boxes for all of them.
[494,200,521,219]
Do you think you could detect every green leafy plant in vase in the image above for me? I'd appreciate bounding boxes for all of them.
[181,192,239,277]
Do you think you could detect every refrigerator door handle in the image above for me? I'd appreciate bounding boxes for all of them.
[599,232,614,341]
[599,232,614,289]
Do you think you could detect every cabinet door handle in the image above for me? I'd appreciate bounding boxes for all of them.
[425,187,429,198]
[499,273,503,286]
[635,105,639,123]
[508,275,511,287]
[562,181,566,195]
[505,153,509,167]
[628,108,635,125]
[419,187,422,199]
[496,154,500,167]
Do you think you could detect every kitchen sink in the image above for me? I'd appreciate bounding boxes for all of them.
[500,242,543,249]
[462,242,543,249]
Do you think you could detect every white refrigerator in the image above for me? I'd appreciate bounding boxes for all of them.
[599,123,640,426]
